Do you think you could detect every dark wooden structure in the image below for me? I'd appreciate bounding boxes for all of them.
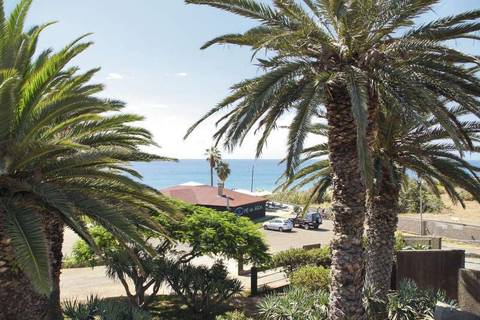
[395,250,465,299]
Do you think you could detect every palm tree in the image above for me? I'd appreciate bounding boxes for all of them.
[216,161,231,183]
[283,106,480,302]
[0,1,176,318]
[184,1,480,317]
[205,146,221,186]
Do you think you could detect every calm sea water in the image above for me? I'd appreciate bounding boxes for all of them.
[132,159,480,191]
[132,159,286,191]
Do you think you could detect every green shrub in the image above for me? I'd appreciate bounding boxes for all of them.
[257,287,329,320]
[394,232,406,251]
[216,311,252,320]
[269,190,322,206]
[399,180,444,213]
[458,189,475,201]
[387,280,456,320]
[270,247,331,273]
[63,295,151,320]
[63,225,117,268]
[163,261,242,318]
[289,265,331,291]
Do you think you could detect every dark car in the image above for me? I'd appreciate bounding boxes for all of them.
[290,210,323,230]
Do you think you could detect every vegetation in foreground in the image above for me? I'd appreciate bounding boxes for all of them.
[183,1,480,318]
[0,0,177,318]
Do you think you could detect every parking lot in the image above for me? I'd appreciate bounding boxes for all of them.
[261,220,334,253]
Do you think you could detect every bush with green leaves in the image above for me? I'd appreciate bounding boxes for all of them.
[363,280,457,320]
[64,225,117,268]
[458,189,475,201]
[257,287,329,320]
[386,280,456,320]
[66,199,270,268]
[216,311,252,320]
[269,189,322,206]
[269,247,331,273]
[399,180,445,213]
[289,265,331,291]
[63,295,151,320]
[394,232,406,252]
[163,260,242,319]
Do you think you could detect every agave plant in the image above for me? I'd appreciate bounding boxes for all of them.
[184,1,480,318]
[0,1,176,318]
[257,287,329,320]
[282,106,480,300]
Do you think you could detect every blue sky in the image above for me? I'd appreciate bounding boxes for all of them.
[5,0,480,159]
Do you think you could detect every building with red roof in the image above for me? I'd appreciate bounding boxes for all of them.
[160,184,267,219]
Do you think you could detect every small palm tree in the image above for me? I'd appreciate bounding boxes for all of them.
[205,146,221,186]
[184,1,480,317]
[283,106,480,301]
[216,161,231,183]
[0,1,176,318]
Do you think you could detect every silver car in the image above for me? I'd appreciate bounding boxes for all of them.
[263,218,293,232]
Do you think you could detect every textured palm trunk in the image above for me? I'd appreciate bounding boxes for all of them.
[43,210,65,320]
[0,209,64,320]
[210,165,214,186]
[365,165,400,300]
[326,85,367,320]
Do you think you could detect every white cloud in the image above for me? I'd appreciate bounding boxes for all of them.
[174,72,188,77]
[106,73,125,80]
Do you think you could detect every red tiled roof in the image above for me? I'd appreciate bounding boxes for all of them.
[160,185,267,208]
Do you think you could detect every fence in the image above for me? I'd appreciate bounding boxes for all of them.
[398,217,480,242]
[395,250,465,299]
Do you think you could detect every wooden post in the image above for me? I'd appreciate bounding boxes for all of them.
[250,266,258,296]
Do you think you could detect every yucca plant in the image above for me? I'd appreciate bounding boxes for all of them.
[184,1,480,318]
[282,106,480,303]
[0,1,176,319]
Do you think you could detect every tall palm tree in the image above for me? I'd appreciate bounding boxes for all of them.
[283,106,480,302]
[205,146,221,186]
[0,1,176,318]
[184,1,480,318]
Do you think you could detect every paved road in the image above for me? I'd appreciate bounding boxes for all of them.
[260,221,334,253]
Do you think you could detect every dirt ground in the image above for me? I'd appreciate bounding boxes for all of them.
[402,194,480,226]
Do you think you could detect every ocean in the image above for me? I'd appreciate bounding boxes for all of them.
[132,159,480,191]
[132,159,286,191]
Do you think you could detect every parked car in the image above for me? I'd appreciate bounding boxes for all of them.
[263,218,293,232]
[291,210,323,230]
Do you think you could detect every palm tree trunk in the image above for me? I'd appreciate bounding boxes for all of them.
[365,166,399,300]
[0,210,64,320]
[210,165,214,186]
[43,210,65,320]
[325,85,367,320]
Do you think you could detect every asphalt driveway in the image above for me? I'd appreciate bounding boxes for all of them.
[260,220,334,253]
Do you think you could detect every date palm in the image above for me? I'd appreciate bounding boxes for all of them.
[184,1,480,318]
[0,1,175,318]
[205,146,221,186]
[283,106,480,303]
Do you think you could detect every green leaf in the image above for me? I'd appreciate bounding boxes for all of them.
[3,201,51,295]
[346,67,373,189]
